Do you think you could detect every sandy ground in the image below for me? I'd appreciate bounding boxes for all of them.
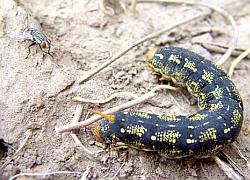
[0,0,250,179]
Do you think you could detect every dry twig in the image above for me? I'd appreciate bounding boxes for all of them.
[228,48,250,77]
[0,129,32,172]
[73,92,138,104]
[55,85,180,133]
[70,104,99,160]
[80,166,91,180]
[246,124,250,136]
[221,152,244,177]
[213,156,242,180]
[9,171,83,180]
[232,143,250,170]
[193,41,250,58]
[78,12,209,84]
[135,0,237,66]
[112,161,126,180]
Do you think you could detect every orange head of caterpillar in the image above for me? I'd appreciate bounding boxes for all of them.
[145,48,165,76]
[87,109,116,144]
[145,48,157,69]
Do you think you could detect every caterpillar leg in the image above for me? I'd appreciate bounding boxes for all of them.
[111,142,129,150]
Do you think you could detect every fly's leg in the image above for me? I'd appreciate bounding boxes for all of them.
[25,42,36,59]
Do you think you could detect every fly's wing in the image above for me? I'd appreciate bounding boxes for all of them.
[6,31,33,41]
[28,18,42,31]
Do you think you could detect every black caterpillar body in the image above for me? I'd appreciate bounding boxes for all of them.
[92,47,243,158]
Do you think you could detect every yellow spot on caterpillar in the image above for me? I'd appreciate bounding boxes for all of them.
[208,101,223,111]
[202,121,209,126]
[231,108,241,126]
[129,112,151,119]
[190,81,198,91]
[111,134,118,140]
[151,135,157,141]
[168,54,180,64]
[153,130,181,143]
[202,70,214,84]
[168,124,176,128]
[184,58,197,72]
[124,125,147,137]
[224,128,230,134]
[173,71,186,85]
[226,87,232,97]
[189,113,208,121]
[175,71,183,77]
[100,123,109,133]
[189,81,198,92]
[159,115,181,122]
[186,139,197,143]
[120,128,125,133]
[233,85,242,103]
[199,128,217,142]
[212,86,223,99]
[160,64,170,74]
[154,53,164,60]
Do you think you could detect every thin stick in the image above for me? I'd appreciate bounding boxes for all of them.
[232,143,250,170]
[169,93,190,115]
[213,156,242,180]
[221,151,244,176]
[73,92,139,104]
[70,104,96,158]
[55,85,179,133]
[228,48,250,78]
[246,123,250,136]
[135,0,237,66]
[9,171,83,180]
[56,91,156,133]
[193,41,250,58]
[78,12,209,84]
[0,129,33,172]
[80,166,91,180]
[71,104,84,124]
[112,161,126,180]
[98,0,115,16]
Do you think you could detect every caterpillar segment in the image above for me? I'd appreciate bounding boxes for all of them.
[91,47,243,158]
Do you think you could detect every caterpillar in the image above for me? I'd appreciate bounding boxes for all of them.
[91,46,244,158]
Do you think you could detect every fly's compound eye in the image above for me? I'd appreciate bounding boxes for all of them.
[41,41,47,49]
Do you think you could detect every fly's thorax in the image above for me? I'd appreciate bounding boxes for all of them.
[27,28,50,49]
